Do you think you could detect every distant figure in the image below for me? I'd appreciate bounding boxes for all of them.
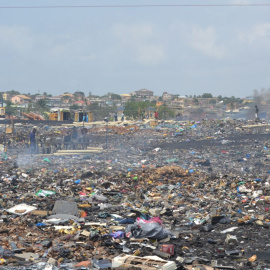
[114,113,118,121]
[176,113,181,121]
[141,110,145,120]
[154,111,158,120]
[72,126,78,140]
[121,113,125,122]
[29,128,37,154]
[255,105,259,120]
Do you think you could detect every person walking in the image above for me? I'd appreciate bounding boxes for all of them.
[114,113,118,121]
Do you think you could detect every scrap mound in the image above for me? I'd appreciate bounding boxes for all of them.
[155,166,188,177]
[1,119,270,269]
[0,161,269,270]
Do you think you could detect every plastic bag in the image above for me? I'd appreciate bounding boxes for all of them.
[110,231,125,239]
[125,217,173,240]
[36,189,56,197]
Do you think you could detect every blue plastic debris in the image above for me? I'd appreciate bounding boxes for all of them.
[36,223,46,227]
[74,179,81,184]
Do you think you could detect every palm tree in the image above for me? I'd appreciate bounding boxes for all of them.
[34,99,49,113]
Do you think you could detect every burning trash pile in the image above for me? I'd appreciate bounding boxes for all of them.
[0,119,270,269]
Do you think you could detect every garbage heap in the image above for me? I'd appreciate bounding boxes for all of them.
[1,159,270,270]
[0,119,270,269]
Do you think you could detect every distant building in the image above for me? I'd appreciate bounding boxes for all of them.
[11,95,31,104]
[2,93,10,101]
[74,100,87,107]
[88,99,106,107]
[106,100,114,106]
[171,97,187,107]
[34,95,46,101]
[61,93,74,98]
[197,98,218,107]
[162,92,173,101]
[120,94,132,101]
[47,96,62,107]
[0,107,5,118]
[62,99,71,105]
[134,89,154,98]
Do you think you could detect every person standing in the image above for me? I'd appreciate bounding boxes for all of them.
[72,126,78,140]
[121,112,125,122]
[141,110,145,120]
[29,128,37,154]
[255,105,259,120]
[154,111,158,120]
[114,113,118,121]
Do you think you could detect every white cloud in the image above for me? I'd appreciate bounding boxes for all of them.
[113,23,154,42]
[191,26,225,59]
[112,23,166,65]
[239,23,270,43]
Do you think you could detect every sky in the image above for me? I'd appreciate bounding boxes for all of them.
[0,0,270,97]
